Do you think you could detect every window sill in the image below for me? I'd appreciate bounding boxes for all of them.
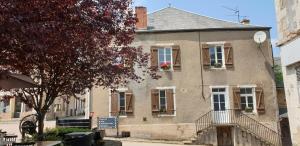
[159,69,173,72]
[157,114,176,117]
[119,115,128,118]
[210,67,226,70]
[242,111,256,115]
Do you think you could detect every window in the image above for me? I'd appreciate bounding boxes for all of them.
[110,89,134,117]
[159,90,167,112]
[212,88,226,111]
[209,45,224,68]
[240,88,255,112]
[151,88,175,115]
[158,48,172,70]
[54,104,61,112]
[119,92,126,115]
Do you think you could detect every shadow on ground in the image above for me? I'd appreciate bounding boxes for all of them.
[96,140,122,146]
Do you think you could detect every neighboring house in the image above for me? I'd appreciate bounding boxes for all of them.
[0,93,86,120]
[46,95,86,120]
[91,7,280,146]
[0,92,34,120]
[275,0,300,145]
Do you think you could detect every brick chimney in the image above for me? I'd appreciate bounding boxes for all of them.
[240,19,250,25]
[135,6,147,30]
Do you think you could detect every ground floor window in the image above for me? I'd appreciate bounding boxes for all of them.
[110,89,134,117]
[151,87,175,115]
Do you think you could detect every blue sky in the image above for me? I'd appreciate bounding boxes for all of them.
[133,0,280,57]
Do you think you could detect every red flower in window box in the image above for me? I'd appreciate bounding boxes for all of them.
[160,62,171,70]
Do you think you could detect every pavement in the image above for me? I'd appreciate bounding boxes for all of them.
[122,141,199,146]
[0,120,201,146]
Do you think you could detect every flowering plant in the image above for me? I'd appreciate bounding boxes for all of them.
[160,62,171,70]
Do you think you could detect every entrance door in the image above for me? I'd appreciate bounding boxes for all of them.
[217,126,233,146]
[212,87,230,124]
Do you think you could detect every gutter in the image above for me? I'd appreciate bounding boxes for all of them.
[136,27,271,34]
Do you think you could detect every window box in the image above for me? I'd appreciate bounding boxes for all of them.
[160,62,171,71]
[244,107,253,113]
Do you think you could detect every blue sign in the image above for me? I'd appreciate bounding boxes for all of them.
[99,117,117,129]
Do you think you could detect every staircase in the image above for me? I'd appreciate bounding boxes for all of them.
[195,109,282,146]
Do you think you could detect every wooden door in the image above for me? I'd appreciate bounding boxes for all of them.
[217,126,233,146]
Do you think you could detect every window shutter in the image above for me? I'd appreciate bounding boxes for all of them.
[166,89,175,115]
[111,92,118,116]
[151,89,159,113]
[125,91,134,114]
[233,87,241,110]
[255,87,265,114]
[202,43,210,69]
[172,45,181,71]
[224,43,234,68]
[150,47,158,68]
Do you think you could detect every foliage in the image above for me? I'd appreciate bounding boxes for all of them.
[32,127,91,141]
[0,0,158,139]
[274,64,284,87]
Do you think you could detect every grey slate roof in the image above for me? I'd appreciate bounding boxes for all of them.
[138,7,269,32]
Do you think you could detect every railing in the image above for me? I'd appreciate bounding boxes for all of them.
[195,109,282,146]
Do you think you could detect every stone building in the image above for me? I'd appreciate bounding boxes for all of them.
[275,0,300,145]
[91,7,280,146]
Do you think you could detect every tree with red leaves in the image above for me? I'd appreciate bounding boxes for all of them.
[0,0,156,139]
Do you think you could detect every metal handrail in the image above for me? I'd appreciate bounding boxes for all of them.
[195,109,282,146]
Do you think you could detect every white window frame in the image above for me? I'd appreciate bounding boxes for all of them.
[109,88,128,118]
[118,91,126,116]
[158,47,173,71]
[155,86,176,117]
[207,42,226,69]
[210,86,229,110]
[238,85,257,114]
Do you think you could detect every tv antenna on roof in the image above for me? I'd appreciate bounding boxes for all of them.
[222,6,247,22]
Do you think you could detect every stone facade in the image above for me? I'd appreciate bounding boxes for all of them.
[91,28,278,146]
[275,0,300,145]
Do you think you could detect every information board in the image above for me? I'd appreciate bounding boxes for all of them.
[99,117,117,129]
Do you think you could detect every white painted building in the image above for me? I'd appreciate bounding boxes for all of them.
[275,0,300,145]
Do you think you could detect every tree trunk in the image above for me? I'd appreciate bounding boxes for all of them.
[37,112,46,141]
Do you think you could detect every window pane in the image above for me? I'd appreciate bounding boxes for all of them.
[240,88,246,94]
[246,88,252,94]
[248,104,254,108]
[214,95,219,102]
[160,98,166,105]
[159,49,164,55]
[214,103,219,111]
[160,90,165,97]
[166,54,171,62]
[211,59,215,66]
[241,96,246,103]
[165,48,171,55]
[119,92,125,107]
[212,88,218,92]
[220,103,226,110]
[219,88,225,92]
[216,46,222,53]
[248,96,253,103]
[220,95,225,102]
[217,53,222,60]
